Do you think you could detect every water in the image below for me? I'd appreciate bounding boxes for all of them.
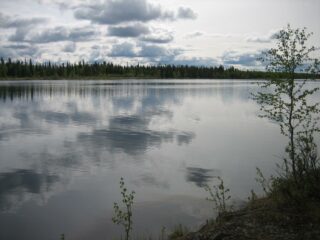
[0,79,318,239]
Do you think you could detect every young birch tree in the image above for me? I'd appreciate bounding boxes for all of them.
[253,25,320,183]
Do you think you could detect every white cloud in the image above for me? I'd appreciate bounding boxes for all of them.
[139,28,174,43]
[186,31,204,38]
[246,30,279,43]
[177,7,197,19]
[1,0,319,68]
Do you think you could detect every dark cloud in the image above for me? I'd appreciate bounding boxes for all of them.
[0,13,48,29]
[177,7,197,19]
[18,45,40,57]
[222,51,263,67]
[139,44,167,57]
[74,0,175,25]
[29,26,96,43]
[109,42,137,57]
[0,44,40,59]
[108,43,184,63]
[1,13,49,45]
[107,23,174,43]
[8,25,96,43]
[74,0,196,25]
[0,47,16,59]
[138,44,182,60]
[63,42,77,53]
[108,23,150,37]
[2,44,31,50]
[9,28,30,42]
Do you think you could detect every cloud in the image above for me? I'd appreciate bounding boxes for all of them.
[74,0,175,25]
[74,0,197,25]
[9,28,30,42]
[108,23,150,37]
[0,47,16,59]
[17,45,40,57]
[106,42,217,66]
[10,26,97,43]
[63,42,77,53]
[138,44,167,57]
[109,42,137,57]
[87,45,109,62]
[138,44,182,61]
[139,29,174,44]
[246,30,278,43]
[221,50,263,67]
[0,13,48,29]
[177,7,197,19]
[108,42,182,60]
[0,44,41,59]
[2,44,31,50]
[186,32,238,40]
[162,56,218,66]
[186,31,204,39]
[1,13,50,44]
[33,26,96,43]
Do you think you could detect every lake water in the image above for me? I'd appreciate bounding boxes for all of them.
[0,79,319,239]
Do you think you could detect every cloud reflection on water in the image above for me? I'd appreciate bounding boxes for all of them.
[0,80,202,213]
[186,167,220,187]
[0,79,275,239]
[0,170,59,211]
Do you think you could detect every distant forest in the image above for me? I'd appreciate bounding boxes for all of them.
[0,58,317,80]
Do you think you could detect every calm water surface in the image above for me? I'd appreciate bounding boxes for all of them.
[0,79,319,239]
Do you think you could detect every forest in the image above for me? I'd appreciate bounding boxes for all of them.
[0,57,317,80]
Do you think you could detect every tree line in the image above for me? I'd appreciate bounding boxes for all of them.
[0,57,317,80]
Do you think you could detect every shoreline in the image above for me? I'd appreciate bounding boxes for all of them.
[0,77,266,81]
[179,196,320,240]
[0,77,319,81]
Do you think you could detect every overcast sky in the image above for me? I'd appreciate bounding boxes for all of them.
[0,0,319,68]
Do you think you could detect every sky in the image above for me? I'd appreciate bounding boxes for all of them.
[0,0,319,68]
